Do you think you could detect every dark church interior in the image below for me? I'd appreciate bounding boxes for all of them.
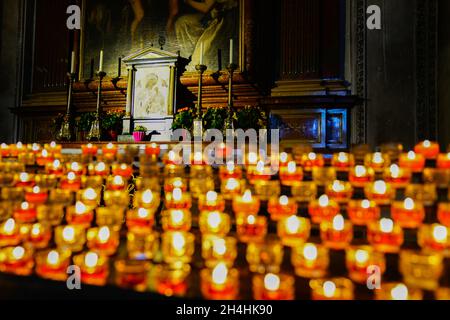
[0,0,448,302]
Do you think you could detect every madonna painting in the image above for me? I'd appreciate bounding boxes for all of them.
[82,0,240,76]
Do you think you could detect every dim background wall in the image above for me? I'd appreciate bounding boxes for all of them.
[0,0,21,143]
[438,0,450,150]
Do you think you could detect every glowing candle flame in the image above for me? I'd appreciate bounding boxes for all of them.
[213,239,227,256]
[403,198,415,210]
[225,178,239,191]
[173,179,183,188]
[71,162,80,172]
[308,152,317,161]
[355,249,369,265]
[3,219,16,235]
[16,142,23,149]
[168,151,176,162]
[98,227,111,243]
[226,161,235,172]
[207,212,222,229]
[390,164,400,178]
[331,181,345,192]
[87,143,93,148]
[75,202,87,215]
[373,152,383,164]
[247,215,256,225]
[287,161,296,174]
[391,284,408,300]
[361,199,371,209]
[407,151,416,160]
[318,195,330,207]
[62,226,75,242]
[323,281,336,298]
[113,175,124,186]
[432,225,448,243]
[67,172,76,181]
[212,263,228,286]
[280,152,288,163]
[373,181,387,194]
[95,162,106,172]
[41,149,49,158]
[337,152,348,163]
[264,274,280,291]
[171,210,184,225]
[50,141,56,148]
[84,188,97,201]
[248,152,258,164]
[206,191,218,202]
[106,143,114,150]
[31,224,42,236]
[242,190,253,203]
[12,246,25,260]
[85,252,99,268]
[279,195,289,206]
[120,163,128,170]
[47,251,60,266]
[142,190,154,204]
[33,186,41,194]
[19,172,29,182]
[172,233,186,251]
[355,165,367,177]
[137,208,150,218]
[286,216,300,234]
[303,244,318,261]
[423,140,431,148]
[380,218,394,233]
[332,215,345,231]
[172,188,183,202]
[21,202,30,210]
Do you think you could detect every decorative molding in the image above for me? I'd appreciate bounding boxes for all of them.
[416,0,438,141]
[351,0,367,145]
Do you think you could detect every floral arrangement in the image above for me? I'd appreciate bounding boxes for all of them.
[101,109,125,132]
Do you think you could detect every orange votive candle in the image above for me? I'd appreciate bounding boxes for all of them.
[300,152,325,170]
[414,140,440,159]
[438,203,450,227]
[320,215,353,250]
[368,218,404,253]
[399,151,425,173]
[349,165,375,187]
[391,198,425,229]
[198,191,226,212]
[268,195,298,221]
[437,153,450,169]
[347,199,380,226]
[308,195,340,224]
[331,152,355,171]
[253,273,295,300]
[232,190,260,216]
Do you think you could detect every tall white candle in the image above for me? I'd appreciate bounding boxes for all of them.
[199,42,204,65]
[70,51,76,74]
[229,39,234,65]
[99,50,104,71]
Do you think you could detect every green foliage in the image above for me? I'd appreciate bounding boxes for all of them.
[101,109,125,131]
[51,113,66,136]
[77,112,96,132]
[235,106,267,130]
[171,108,195,131]
[202,107,229,130]
[134,125,148,132]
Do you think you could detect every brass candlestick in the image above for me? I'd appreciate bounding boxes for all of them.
[194,64,207,138]
[87,71,107,141]
[225,63,238,130]
[57,72,77,141]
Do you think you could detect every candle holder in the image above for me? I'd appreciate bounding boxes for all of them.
[96,207,125,227]
[114,259,151,292]
[126,231,159,260]
[224,63,238,130]
[246,240,284,274]
[194,64,207,138]
[253,273,295,300]
[400,250,443,291]
[155,264,190,297]
[320,215,353,250]
[236,214,267,243]
[399,151,425,172]
[414,140,440,159]
[57,72,77,141]
[308,195,340,224]
[198,191,226,212]
[66,201,94,227]
[133,189,161,211]
[368,218,404,253]
[326,180,353,203]
[347,199,380,226]
[268,196,298,221]
[375,283,423,300]
[24,223,52,249]
[418,224,449,252]
[199,211,231,236]
[0,246,34,276]
[364,180,395,205]
[37,204,65,226]
[300,152,325,170]
[310,278,354,300]
[312,167,337,187]
[437,152,450,169]
[349,165,375,187]
[126,208,155,231]
[55,225,86,252]
[162,209,192,232]
[364,152,390,172]
[73,251,109,286]
[0,218,21,247]
[277,215,311,247]
[291,182,317,203]
[161,231,195,266]
[331,152,355,171]
[232,190,260,215]
[391,198,425,229]
[345,246,385,283]
[35,249,72,281]
[291,243,329,278]
[202,235,237,268]
[87,226,120,256]
[201,263,239,300]
[87,71,107,141]
[436,288,450,300]
[438,203,450,227]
